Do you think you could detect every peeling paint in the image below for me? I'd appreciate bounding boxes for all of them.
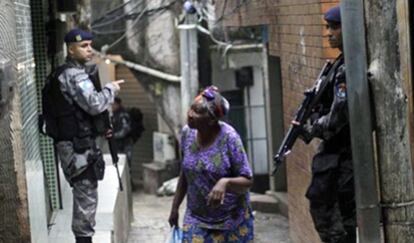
[368,58,381,81]
[299,26,306,65]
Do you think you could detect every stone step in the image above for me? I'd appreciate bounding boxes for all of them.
[250,191,289,218]
[250,193,279,214]
[266,191,288,218]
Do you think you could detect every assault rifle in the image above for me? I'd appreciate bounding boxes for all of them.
[108,136,123,191]
[273,61,334,174]
[87,65,124,191]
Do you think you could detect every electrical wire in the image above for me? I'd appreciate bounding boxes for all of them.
[195,4,234,50]
[104,3,149,51]
[196,1,261,54]
[92,28,126,35]
[105,0,178,51]
[121,6,172,42]
[91,0,145,29]
[91,1,132,24]
[214,0,251,24]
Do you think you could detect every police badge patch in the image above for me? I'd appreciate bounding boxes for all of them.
[336,83,347,98]
[79,80,94,91]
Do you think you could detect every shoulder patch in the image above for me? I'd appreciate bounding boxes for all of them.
[336,83,347,98]
[79,80,94,91]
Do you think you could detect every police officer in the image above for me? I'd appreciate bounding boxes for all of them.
[53,28,123,243]
[111,97,133,164]
[301,6,356,243]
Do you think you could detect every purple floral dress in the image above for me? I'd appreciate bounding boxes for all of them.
[181,122,253,237]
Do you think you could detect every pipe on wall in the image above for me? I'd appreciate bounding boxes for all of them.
[340,1,382,242]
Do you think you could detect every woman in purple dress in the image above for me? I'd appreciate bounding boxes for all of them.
[168,86,254,243]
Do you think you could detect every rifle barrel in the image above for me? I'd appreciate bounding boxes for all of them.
[108,137,123,191]
[114,163,124,191]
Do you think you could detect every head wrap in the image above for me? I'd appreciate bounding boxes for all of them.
[194,86,230,119]
[64,28,94,43]
[324,5,341,23]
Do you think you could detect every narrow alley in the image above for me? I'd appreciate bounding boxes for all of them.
[127,191,291,243]
[3,1,414,242]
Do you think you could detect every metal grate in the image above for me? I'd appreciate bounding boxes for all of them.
[31,0,60,210]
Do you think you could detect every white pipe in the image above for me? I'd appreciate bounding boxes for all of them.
[118,59,181,83]
[94,50,181,83]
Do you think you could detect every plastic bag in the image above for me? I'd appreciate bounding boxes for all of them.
[165,226,183,243]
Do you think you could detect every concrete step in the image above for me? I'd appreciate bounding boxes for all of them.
[266,191,288,218]
[250,191,289,218]
[250,193,279,214]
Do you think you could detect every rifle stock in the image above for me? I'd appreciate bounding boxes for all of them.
[272,61,333,174]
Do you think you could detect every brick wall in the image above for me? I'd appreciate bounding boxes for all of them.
[218,0,340,242]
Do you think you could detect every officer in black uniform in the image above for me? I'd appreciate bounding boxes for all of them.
[111,97,133,164]
[50,28,123,243]
[302,6,356,243]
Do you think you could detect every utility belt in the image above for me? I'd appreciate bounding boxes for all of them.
[69,136,106,183]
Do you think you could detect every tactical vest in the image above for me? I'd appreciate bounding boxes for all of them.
[42,64,98,141]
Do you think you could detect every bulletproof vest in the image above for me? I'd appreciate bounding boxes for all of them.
[45,64,97,141]
[319,55,344,113]
[319,55,352,152]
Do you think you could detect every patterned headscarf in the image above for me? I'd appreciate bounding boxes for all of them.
[194,86,230,119]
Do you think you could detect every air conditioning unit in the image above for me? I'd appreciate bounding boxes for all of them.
[153,132,176,163]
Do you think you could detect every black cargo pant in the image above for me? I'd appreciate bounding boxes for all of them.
[306,152,356,243]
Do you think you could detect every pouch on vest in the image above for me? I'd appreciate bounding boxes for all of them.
[88,149,105,181]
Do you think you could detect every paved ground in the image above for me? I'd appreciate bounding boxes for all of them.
[127,191,291,243]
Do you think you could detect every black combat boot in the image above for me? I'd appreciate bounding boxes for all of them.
[75,236,92,243]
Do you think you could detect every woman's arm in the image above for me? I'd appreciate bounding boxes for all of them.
[207,129,253,206]
[207,176,252,206]
[224,176,253,193]
[168,171,187,226]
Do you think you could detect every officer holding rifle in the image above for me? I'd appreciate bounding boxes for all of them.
[274,6,356,243]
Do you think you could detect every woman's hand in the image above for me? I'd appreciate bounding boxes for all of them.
[207,178,229,206]
[168,209,179,227]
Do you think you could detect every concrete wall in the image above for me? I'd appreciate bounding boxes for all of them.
[216,0,340,242]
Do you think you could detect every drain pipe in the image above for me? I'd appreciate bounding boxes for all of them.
[340,1,382,242]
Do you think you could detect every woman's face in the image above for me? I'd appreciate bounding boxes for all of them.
[187,99,212,129]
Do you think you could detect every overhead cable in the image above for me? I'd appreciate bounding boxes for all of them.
[104,0,178,51]
[91,0,145,29]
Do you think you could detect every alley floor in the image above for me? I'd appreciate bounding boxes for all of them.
[127,191,291,243]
